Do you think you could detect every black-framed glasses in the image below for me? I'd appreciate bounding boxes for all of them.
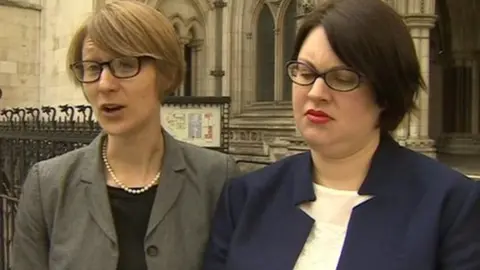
[70,56,150,83]
[285,60,363,92]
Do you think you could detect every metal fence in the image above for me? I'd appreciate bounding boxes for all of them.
[0,104,101,270]
[0,96,235,270]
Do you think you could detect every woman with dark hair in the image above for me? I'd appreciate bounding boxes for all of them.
[202,0,480,269]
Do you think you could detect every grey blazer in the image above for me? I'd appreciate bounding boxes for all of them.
[12,131,240,270]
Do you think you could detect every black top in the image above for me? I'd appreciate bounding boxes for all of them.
[108,185,157,270]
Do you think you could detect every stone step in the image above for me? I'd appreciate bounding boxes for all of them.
[242,101,292,111]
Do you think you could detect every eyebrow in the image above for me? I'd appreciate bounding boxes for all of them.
[297,57,350,72]
[81,45,114,62]
[81,52,111,62]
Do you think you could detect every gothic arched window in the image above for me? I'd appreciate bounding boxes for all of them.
[256,4,276,101]
[282,0,296,101]
[253,1,297,103]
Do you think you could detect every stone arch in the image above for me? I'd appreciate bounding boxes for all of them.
[253,1,276,102]
[186,17,205,41]
[155,1,207,97]
[248,0,299,103]
[276,0,294,24]
[172,23,181,36]
[153,0,208,24]
[169,13,188,37]
[236,0,273,105]
[251,0,273,28]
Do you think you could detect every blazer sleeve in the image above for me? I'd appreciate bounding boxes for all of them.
[227,155,242,179]
[202,176,247,270]
[439,179,480,270]
[12,163,49,270]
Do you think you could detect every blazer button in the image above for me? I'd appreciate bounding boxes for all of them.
[146,245,159,257]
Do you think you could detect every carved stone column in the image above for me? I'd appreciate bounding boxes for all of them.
[210,0,226,96]
[189,39,204,96]
[176,36,190,96]
[403,9,437,157]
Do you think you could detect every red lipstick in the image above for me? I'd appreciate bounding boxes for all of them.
[306,109,331,124]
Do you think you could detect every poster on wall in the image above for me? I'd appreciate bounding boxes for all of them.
[161,105,222,147]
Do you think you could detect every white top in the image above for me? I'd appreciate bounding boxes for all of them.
[294,183,372,270]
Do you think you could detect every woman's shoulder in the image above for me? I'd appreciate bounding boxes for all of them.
[176,141,236,172]
[229,152,310,189]
[400,146,476,190]
[177,140,231,163]
[31,144,91,182]
[175,140,239,187]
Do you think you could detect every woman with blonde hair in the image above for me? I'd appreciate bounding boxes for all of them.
[12,1,238,269]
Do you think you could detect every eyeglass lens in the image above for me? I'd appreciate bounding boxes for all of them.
[72,57,140,83]
[287,62,360,91]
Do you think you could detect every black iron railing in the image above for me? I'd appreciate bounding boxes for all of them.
[0,104,100,270]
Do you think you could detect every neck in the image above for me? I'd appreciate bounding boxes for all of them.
[105,115,164,186]
[311,131,380,191]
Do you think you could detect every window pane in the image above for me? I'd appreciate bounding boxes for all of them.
[282,1,296,101]
[256,4,275,101]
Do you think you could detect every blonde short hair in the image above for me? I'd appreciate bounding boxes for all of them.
[66,0,184,99]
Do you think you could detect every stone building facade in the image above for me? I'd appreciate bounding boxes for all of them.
[0,0,478,173]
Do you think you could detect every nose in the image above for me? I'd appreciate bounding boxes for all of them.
[97,66,117,92]
[307,77,331,101]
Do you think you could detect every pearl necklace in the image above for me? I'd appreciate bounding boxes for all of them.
[102,141,160,194]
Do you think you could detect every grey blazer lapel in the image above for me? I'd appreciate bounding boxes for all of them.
[146,132,186,239]
[79,132,117,243]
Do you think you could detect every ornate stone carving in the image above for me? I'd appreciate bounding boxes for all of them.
[240,131,247,140]
[251,131,259,141]
[189,38,204,48]
[297,0,315,16]
[403,14,437,29]
[230,129,265,142]
[211,0,226,9]
[209,69,225,77]
[179,36,191,45]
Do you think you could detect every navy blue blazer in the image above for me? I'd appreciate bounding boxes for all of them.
[203,135,480,270]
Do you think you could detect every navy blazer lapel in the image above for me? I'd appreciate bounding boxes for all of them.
[246,153,316,270]
[282,153,317,269]
[337,134,421,270]
[80,132,118,244]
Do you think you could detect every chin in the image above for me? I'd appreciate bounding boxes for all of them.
[299,126,332,147]
[98,121,135,137]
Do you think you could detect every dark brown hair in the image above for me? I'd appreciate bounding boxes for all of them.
[293,0,425,132]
